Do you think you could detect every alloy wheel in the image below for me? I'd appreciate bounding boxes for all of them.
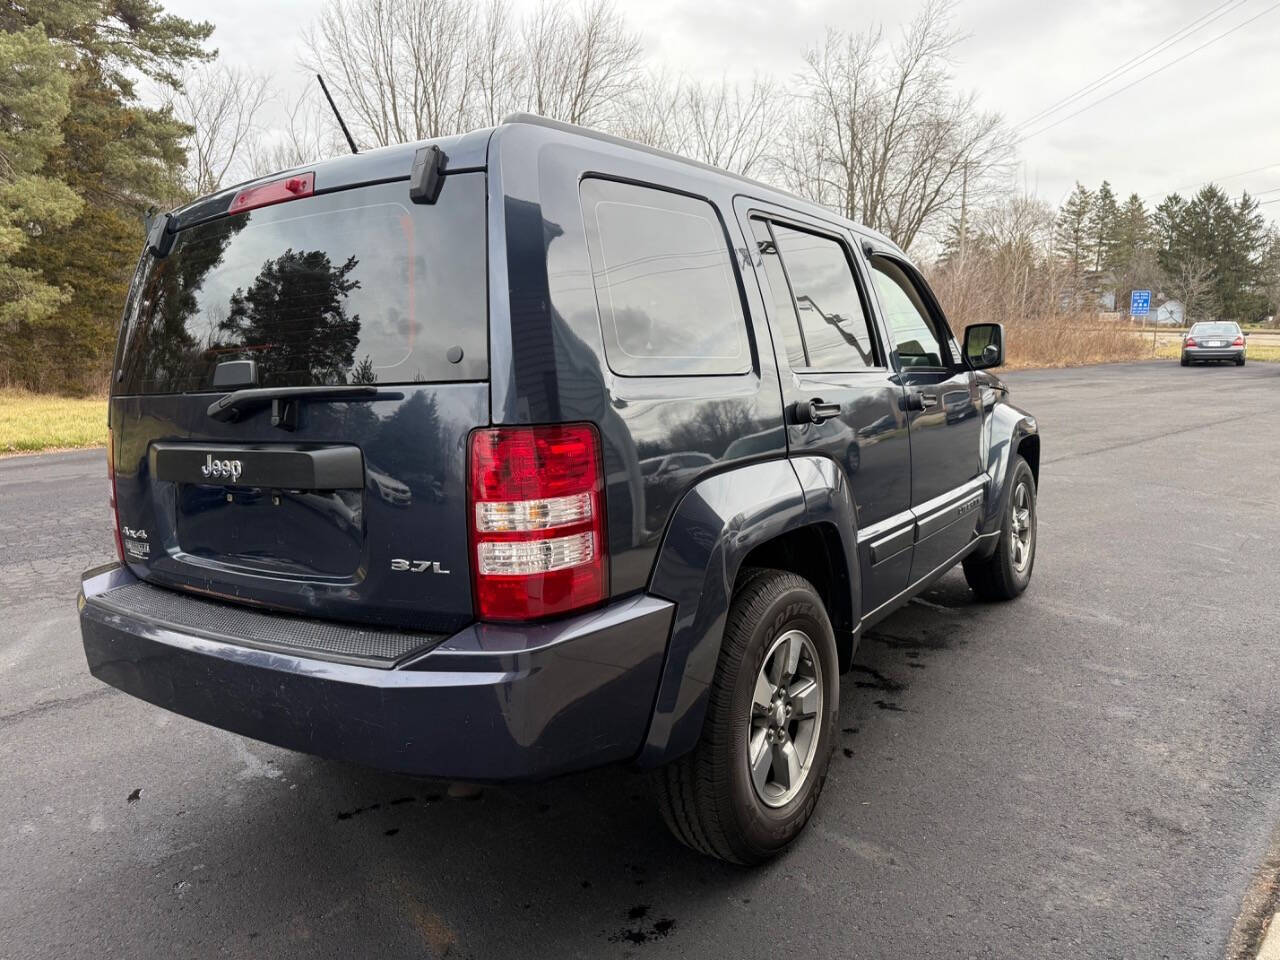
[1010,481,1035,574]
[747,629,824,808]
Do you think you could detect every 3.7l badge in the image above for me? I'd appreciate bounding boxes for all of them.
[390,559,450,574]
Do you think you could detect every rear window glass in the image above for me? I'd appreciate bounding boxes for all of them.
[769,224,879,371]
[581,178,750,377]
[118,173,487,393]
[1190,322,1239,336]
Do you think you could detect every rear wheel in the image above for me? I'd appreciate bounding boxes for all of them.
[651,569,839,864]
[1237,355,1246,366]
[963,455,1036,601]
[1180,353,1190,367]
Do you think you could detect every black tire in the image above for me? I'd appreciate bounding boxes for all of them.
[1237,355,1246,366]
[1180,353,1189,367]
[963,455,1037,601]
[651,569,840,865]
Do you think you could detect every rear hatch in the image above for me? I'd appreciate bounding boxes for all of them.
[109,170,488,634]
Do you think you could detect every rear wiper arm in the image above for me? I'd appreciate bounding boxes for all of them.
[207,385,402,427]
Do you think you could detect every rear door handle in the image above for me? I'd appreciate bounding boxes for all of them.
[919,393,939,409]
[792,398,843,424]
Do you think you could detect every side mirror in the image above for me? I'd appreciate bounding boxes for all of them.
[964,322,1004,370]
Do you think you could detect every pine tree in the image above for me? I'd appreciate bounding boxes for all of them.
[1111,193,1157,315]
[1088,180,1120,275]
[1113,193,1152,270]
[1054,183,1095,308]
[0,26,84,332]
[1,0,213,392]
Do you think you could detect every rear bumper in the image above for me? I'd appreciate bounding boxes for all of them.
[1185,347,1244,360]
[79,565,673,781]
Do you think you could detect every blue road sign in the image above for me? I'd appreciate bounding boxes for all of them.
[1130,289,1151,316]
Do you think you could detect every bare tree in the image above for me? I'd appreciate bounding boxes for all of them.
[784,0,1011,252]
[681,74,785,177]
[522,0,642,127]
[169,64,272,196]
[612,68,687,153]
[245,86,348,177]
[303,0,472,146]
[1168,256,1214,323]
[302,0,642,147]
[467,0,524,128]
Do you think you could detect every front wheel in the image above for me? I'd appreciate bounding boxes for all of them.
[651,569,839,864]
[963,455,1037,601]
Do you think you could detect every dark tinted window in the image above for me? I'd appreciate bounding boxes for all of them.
[870,256,951,370]
[581,178,749,377]
[770,224,878,370]
[119,174,487,393]
[750,219,807,370]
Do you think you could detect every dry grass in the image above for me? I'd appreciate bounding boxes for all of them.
[998,315,1151,370]
[0,389,107,454]
[1153,340,1280,362]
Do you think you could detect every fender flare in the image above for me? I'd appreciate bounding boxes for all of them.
[635,457,859,767]
[976,399,1039,556]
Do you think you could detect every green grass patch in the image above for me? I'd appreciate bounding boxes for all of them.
[0,390,107,454]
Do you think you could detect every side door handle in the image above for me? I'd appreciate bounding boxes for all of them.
[792,398,843,424]
[899,393,924,412]
[919,393,939,409]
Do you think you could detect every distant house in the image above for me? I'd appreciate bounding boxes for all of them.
[1155,299,1185,327]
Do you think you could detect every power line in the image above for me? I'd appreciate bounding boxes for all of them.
[1013,0,1249,132]
[1014,0,1280,146]
[1142,161,1280,200]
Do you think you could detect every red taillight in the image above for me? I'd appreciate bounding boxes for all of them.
[1233,335,1245,346]
[107,429,124,564]
[467,424,607,621]
[1185,337,1197,347]
[229,172,314,215]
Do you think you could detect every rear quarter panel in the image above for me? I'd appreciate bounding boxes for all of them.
[485,122,787,596]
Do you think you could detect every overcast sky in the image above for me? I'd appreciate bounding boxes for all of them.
[164,0,1280,215]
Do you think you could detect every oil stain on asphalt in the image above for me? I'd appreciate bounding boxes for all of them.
[609,904,677,945]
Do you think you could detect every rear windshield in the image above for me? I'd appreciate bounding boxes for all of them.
[117,173,487,394]
[1190,322,1239,336]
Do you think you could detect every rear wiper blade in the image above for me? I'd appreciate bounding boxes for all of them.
[207,385,402,425]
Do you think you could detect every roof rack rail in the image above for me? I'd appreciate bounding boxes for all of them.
[499,112,809,206]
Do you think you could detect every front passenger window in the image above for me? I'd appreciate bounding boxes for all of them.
[870,257,952,371]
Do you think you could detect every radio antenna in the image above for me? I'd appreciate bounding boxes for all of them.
[316,73,358,155]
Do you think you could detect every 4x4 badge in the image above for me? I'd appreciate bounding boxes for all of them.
[201,454,242,482]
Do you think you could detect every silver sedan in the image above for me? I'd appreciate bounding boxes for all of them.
[1180,322,1246,366]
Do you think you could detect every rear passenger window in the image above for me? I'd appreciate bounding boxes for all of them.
[769,224,879,371]
[750,219,807,371]
[581,179,750,377]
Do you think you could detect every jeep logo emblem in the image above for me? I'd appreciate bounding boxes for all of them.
[201,454,243,482]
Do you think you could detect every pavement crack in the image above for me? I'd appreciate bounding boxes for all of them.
[0,685,117,729]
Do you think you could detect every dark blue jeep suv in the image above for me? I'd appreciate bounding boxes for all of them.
[79,114,1040,864]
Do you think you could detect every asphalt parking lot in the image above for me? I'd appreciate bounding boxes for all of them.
[3,360,1280,960]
